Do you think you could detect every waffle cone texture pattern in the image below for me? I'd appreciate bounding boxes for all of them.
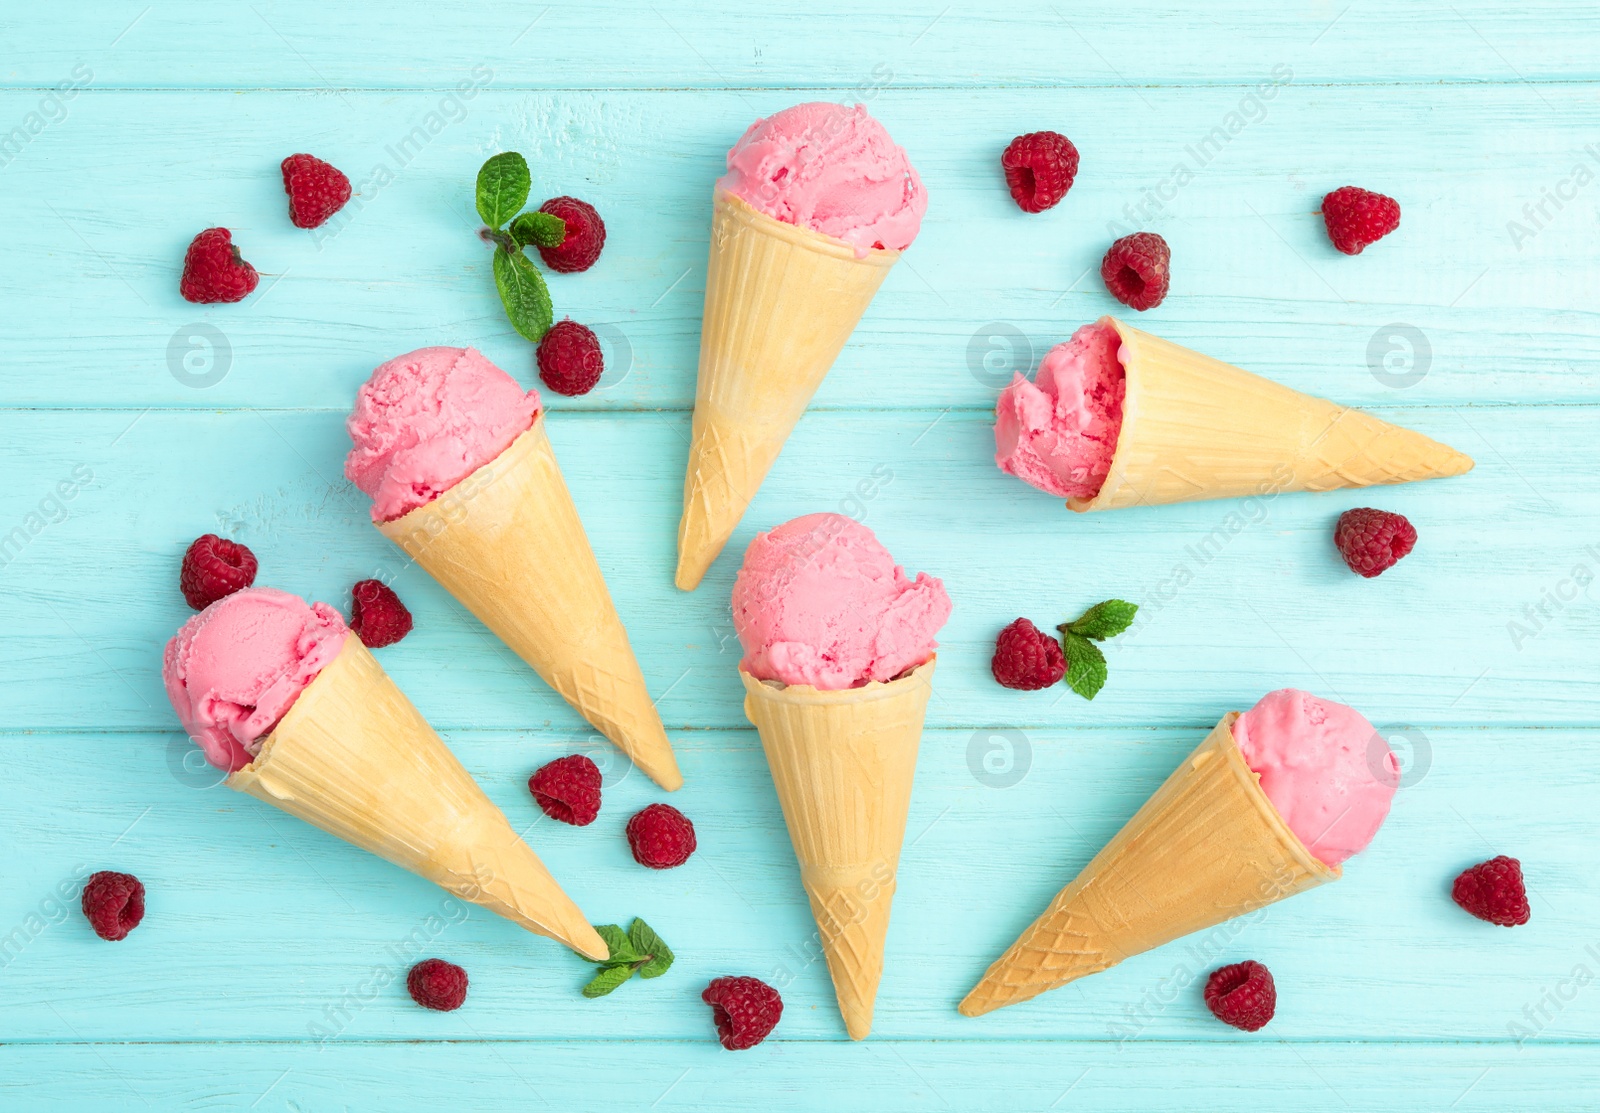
[741,657,936,1039]
[230,635,607,960]
[959,713,1338,1017]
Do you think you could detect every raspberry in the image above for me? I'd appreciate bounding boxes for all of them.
[536,196,606,273]
[536,319,604,397]
[701,976,783,1050]
[1334,508,1416,578]
[407,958,468,1010]
[281,153,352,230]
[81,871,145,942]
[626,803,696,869]
[528,754,602,827]
[1204,960,1276,1031]
[179,534,258,610]
[991,618,1066,690]
[1001,131,1080,214]
[179,227,259,304]
[1101,232,1171,311]
[1322,186,1400,255]
[1453,856,1531,927]
[349,579,413,648]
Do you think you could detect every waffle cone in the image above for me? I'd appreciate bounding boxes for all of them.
[740,658,936,1039]
[1068,317,1474,511]
[959,712,1337,1017]
[229,635,607,960]
[378,414,681,791]
[675,190,899,590]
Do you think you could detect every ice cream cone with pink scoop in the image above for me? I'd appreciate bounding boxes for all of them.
[344,346,682,791]
[163,587,607,959]
[733,513,951,1039]
[993,316,1473,511]
[959,689,1399,1017]
[676,102,928,590]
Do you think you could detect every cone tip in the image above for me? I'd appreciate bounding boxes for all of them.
[957,992,993,1018]
[565,922,609,962]
[844,1013,873,1040]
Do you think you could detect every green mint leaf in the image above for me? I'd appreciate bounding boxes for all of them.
[582,964,636,999]
[628,918,674,979]
[592,923,640,965]
[1062,631,1109,700]
[476,152,531,229]
[510,210,567,249]
[493,246,553,342]
[1067,599,1139,641]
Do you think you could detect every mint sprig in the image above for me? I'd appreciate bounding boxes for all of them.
[580,918,675,998]
[475,152,557,343]
[1056,599,1138,701]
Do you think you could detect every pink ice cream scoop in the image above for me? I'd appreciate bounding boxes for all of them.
[718,101,927,257]
[1232,688,1400,867]
[994,320,1127,501]
[163,587,350,773]
[732,513,951,690]
[345,346,541,523]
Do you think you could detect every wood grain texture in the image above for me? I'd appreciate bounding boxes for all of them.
[1,2,1596,1108]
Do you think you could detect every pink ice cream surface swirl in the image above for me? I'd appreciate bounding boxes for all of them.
[993,320,1127,501]
[163,587,350,773]
[732,513,951,691]
[1231,688,1400,867]
[717,101,927,257]
[345,346,541,523]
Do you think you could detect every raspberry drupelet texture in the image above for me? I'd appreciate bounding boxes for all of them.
[1453,856,1531,927]
[702,975,783,1050]
[179,228,259,304]
[1322,186,1400,255]
[528,754,603,827]
[991,618,1067,690]
[281,153,352,229]
[1334,508,1416,578]
[180,534,259,611]
[626,803,697,869]
[1101,232,1171,311]
[81,871,146,941]
[407,958,469,1010]
[536,319,605,396]
[1204,961,1276,1031]
[1001,131,1080,213]
[349,579,413,648]
[536,196,606,273]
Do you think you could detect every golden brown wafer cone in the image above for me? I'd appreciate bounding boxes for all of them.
[675,190,900,590]
[740,657,936,1039]
[959,712,1338,1017]
[1067,317,1474,512]
[377,413,682,792]
[229,634,607,960]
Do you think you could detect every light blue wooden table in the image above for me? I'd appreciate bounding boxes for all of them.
[3,2,1597,1108]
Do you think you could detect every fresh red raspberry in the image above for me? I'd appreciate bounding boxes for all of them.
[528,754,602,827]
[1001,131,1080,213]
[349,579,413,648]
[702,976,783,1050]
[1101,232,1171,311]
[281,153,352,230]
[1322,186,1400,255]
[1453,856,1531,927]
[536,319,604,396]
[1334,508,1416,578]
[536,196,606,273]
[991,618,1066,690]
[179,228,259,304]
[1204,961,1276,1031]
[81,871,145,942]
[179,534,258,610]
[626,803,696,869]
[407,958,468,1010]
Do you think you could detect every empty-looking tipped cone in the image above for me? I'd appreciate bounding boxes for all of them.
[959,713,1337,1017]
[1068,317,1474,512]
[230,635,607,960]
[378,414,682,791]
[741,658,936,1039]
[676,191,899,590]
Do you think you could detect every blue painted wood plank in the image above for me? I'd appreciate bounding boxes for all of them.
[1,408,1594,733]
[2,2,1596,88]
[0,724,1593,1043]
[0,85,1595,410]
